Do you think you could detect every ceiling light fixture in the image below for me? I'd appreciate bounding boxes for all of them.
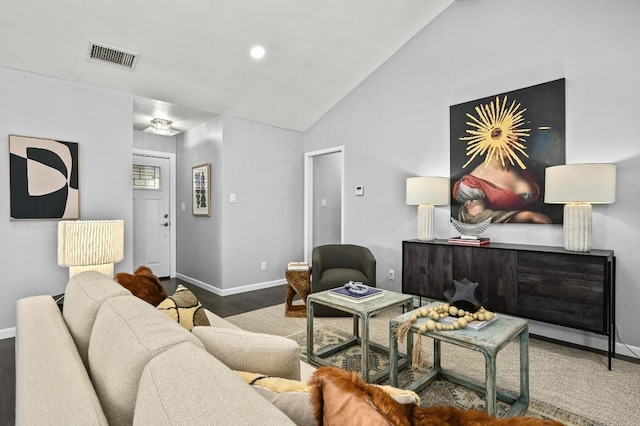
[142,118,180,136]
[250,45,266,59]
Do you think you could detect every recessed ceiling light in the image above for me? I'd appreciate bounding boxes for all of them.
[250,45,266,59]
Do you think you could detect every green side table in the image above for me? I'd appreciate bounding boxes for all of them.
[389,302,529,417]
[307,289,413,383]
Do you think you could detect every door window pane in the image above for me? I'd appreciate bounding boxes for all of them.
[132,164,160,190]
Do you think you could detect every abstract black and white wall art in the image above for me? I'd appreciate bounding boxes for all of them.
[192,163,211,216]
[9,135,79,219]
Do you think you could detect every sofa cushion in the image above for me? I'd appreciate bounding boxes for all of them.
[89,295,204,426]
[134,343,296,425]
[16,295,108,425]
[192,326,300,380]
[62,270,131,368]
[205,308,242,329]
[317,268,370,288]
[157,284,210,330]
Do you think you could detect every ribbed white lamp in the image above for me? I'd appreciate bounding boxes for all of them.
[58,220,125,278]
[544,164,616,252]
[406,177,449,241]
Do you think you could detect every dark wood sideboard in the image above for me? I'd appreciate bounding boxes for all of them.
[402,239,616,369]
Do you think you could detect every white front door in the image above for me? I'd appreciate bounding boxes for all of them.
[133,154,171,277]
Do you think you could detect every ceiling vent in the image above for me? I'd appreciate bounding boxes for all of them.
[87,42,138,70]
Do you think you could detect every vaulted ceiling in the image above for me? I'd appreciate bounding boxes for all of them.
[0,0,453,133]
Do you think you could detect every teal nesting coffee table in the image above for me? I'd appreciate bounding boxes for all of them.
[306,289,413,383]
[389,302,529,417]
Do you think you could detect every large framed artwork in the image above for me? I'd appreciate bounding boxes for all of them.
[192,163,211,216]
[9,135,79,220]
[450,78,566,225]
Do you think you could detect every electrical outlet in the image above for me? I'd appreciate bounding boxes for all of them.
[261,261,267,271]
[388,269,395,280]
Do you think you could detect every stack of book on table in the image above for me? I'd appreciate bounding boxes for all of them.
[447,237,490,246]
[329,285,383,303]
[440,313,499,330]
[287,262,310,271]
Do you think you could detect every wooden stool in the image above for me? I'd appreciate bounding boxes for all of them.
[285,267,311,317]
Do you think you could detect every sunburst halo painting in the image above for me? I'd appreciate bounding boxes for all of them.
[460,95,531,170]
[449,79,565,225]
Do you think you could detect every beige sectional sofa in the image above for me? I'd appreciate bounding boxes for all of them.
[15,271,315,425]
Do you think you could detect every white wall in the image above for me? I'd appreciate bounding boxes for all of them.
[221,116,304,293]
[176,117,224,289]
[133,130,176,153]
[0,66,133,335]
[303,0,640,355]
[176,116,304,295]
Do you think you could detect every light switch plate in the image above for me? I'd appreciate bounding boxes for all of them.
[355,186,364,196]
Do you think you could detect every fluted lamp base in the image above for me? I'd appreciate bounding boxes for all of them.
[417,204,435,241]
[563,203,592,252]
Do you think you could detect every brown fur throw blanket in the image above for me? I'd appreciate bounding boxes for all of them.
[115,266,168,306]
[309,366,563,426]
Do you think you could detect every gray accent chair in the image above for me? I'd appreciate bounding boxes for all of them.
[311,244,377,316]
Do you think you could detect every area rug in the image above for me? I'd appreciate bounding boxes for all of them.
[226,303,640,426]
[287,325,602,426]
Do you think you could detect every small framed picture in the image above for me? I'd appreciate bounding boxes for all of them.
[192,163,211,216]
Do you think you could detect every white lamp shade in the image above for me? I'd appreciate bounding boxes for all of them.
[406,177,449,206]
[544,164,616,204]
[58,220,125,278]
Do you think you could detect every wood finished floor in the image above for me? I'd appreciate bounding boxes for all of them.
[0,278,289,426]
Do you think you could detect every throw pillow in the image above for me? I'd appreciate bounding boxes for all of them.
[310,366,410,426]
[235,368,421,426]
[235,371,316,426]
[115,265,168,306]
[310,366,563,426]
[157,284,210,330]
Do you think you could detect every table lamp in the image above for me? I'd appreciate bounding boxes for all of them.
[544,164,616,252]
[406,177,449,241]
[58,220,125,278]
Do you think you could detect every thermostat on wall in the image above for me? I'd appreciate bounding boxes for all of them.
[355,186,364,196]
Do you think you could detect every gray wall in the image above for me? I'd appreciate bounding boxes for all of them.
[176,116,304,295]
[0,66,133,334]
[303,0,640,354]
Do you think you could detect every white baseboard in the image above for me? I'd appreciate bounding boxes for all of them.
[175,273,223,296]
[0,327,16,340]
[528,320,639,360]
[175,273,287,297]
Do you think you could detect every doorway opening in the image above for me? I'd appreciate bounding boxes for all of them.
[304,146,344,261]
